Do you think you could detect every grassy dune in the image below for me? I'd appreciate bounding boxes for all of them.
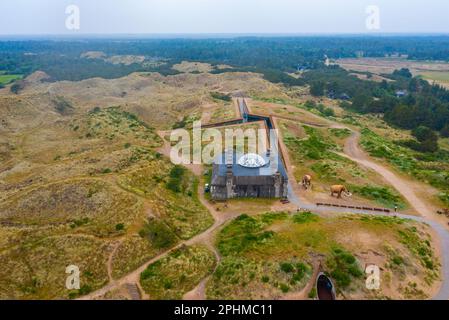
[140,245,216,299]
[361,128,449,206]
[281,121,407,209]
[206,212,439,300]
[118,161,214,240]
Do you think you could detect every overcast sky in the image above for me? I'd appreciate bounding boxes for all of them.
[0,0,448,35]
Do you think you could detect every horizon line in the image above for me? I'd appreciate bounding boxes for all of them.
[1,32,449,40]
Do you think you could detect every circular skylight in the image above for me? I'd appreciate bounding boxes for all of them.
[237,153,267,168]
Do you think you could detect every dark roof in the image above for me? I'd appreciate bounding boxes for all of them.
[211,172,226,186]
[211,152,288,186]
[211,171,282,186]
[234,176,277,185]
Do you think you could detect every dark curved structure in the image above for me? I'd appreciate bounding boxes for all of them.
[316,273,336,300]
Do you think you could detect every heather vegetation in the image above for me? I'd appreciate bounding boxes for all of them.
[1,35,448,301]
[206,212,438,299]
[360,128,449,206]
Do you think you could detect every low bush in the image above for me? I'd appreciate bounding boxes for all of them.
[211,92,232,102]
[327,247,362,288]
[293,211,319,224]
[166,165,186,193]
[349,184,404,209]
[139,218,177,249]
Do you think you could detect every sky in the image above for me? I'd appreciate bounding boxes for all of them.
[0,0,448,36]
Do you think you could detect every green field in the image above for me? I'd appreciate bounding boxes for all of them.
[420,71,449,85]
[0,73,22,85]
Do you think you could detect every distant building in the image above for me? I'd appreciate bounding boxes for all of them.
[395,90,408,98]
[324,55,330,67]
[327,92,350,100]
[296,65,308,72]
[210,151,288,200]
[340,93,350,100]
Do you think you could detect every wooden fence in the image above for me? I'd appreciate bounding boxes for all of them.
[316,202,391,213]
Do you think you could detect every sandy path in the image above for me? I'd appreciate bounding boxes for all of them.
[110,184,231,301]
[107,241,122,282]
[270,109,449,300]
[80,132,236,300]
[183,239,222,300]
[340,131,449,300]
[81,100,449,300]
[343,131,448,229]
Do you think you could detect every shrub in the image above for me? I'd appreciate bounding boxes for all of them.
[392,255,404,265]
[211,92,232,102]
[322,107,335,117]
[293,211,319,224]
[419,138,439,153]
[304,100,316,109]
[393,68,412,78]
[115,223,125,231]
[172,115,199,129]
[139,218,177,249]
[10,82,23,94]
[412,126,436,143]
[78,285,92,295]
[409,126,439,153]
[90,106,101,114]
[331,269,351,287]
[280,262,295,273]
[279,283,290,293]
[349,184,403,209]
[439,192,449,206]
[52,96,74,115]
[329,128,351,138]
[327,247,362,288]
[398,228,436,270]
[68,292,78,299]
[166,165,186,193]
[308,288,317,299]
[163,280,173,289]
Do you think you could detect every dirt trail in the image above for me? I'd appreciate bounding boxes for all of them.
[79,178,233,300]
[80,101,449,300]
[342,131,448,230]
[80,131,234,300]
[271,111,449,300]
[107,241,122,282]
